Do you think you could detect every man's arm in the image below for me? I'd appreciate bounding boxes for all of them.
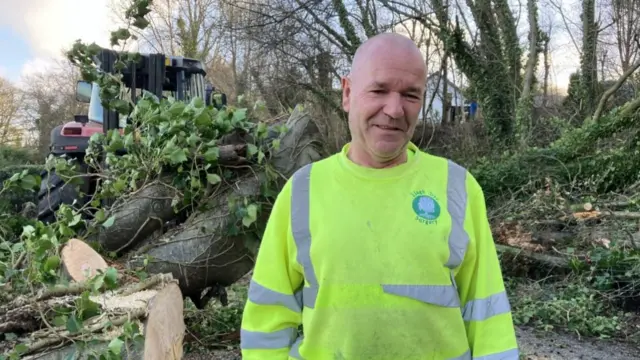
[454,182,519,359]
[240,181,304,359]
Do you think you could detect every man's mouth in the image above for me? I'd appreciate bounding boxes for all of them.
[374,124,402,131]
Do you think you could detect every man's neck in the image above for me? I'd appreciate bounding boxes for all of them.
[347,145,408,169]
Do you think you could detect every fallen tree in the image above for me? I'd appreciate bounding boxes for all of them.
[44,100,322,301]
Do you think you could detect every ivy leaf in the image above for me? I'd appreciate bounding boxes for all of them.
[247,203,258,219]
[19,174,38,190]
[43,255,61,273]
[168,147,188,164]
[94,209,106,222]
[13,343,28,355]
[66,315,82,333]
[92,274,105,292]
[207,173,221,185]
[232,108,247,124]
[204,147,219,162]
[77,292,101,319]
[247,144,258,157]
[167,101,186,116]
[69,213,82,226]
[103,216,116,228]
[186,133,200,147]
[104,267,119,289]
[242,204,259,227]
[109,337,125,354]
[53,315,68,327]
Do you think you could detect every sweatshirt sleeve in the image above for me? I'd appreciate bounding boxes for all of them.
[454,180,520,359]
[240,179,305,360]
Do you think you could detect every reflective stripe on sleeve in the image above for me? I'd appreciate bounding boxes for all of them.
[288,335,304,359]
[448,348,519,360]
[290,163,319,309]
[461,290,512,322]
[247,279,303,314]
[472,348,520,359]
[240,327,298,349]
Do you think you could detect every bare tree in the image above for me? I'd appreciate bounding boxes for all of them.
[601,0,640,76]
[18,57,86,157]
[0,77,27,147]
[109,0,224,63]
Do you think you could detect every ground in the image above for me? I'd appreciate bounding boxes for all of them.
[517,326,640,359]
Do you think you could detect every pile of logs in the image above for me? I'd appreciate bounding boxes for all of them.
[1,239,186,360]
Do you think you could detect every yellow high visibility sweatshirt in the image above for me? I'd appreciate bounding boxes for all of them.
[241,142,519,360]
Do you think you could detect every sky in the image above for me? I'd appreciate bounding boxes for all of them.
[0,0,114,83]
[0,0,582,93]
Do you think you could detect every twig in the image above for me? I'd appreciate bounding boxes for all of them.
[18,308,147,357]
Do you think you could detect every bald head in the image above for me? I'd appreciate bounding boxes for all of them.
[350,33,426,80]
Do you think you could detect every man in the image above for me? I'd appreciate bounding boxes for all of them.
[240,33,519,359]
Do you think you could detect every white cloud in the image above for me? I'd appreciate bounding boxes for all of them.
[0,0,138,81]
[1,0,113,57]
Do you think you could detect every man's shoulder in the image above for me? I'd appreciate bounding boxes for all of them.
[289,153,340,177]
[282,154,339,194]
[416,150,483,193]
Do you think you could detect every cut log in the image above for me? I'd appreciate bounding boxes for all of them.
[60,238,108,282]
[88,179,180,254]
[142,282,185,360]
[0,273,185,360]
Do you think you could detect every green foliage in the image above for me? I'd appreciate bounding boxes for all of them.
[472,103,640,206]
[509,281,629,338]
[0,147,40,168]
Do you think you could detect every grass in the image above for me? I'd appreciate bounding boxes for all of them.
[506,276,640,343]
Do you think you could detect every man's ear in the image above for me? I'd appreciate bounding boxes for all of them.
[341,76,351,112]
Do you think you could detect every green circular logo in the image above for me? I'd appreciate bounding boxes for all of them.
[412,195,441,221]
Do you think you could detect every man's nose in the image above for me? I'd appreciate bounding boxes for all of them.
[383,92,405,119]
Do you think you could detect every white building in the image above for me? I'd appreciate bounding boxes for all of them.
[419,73,470,124]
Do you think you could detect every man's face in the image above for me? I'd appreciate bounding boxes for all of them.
[341,47,426,162]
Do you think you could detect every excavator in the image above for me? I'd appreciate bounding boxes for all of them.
[37,47,227,223]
